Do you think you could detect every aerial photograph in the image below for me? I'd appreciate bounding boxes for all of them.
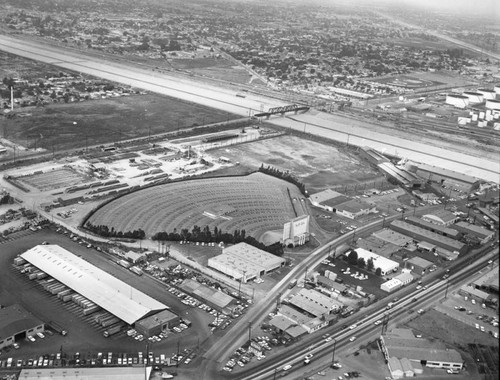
[0,0,498,379]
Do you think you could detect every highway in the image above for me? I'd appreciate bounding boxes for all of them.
[0,34,498,182]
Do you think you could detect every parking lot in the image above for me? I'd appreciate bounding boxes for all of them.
[0,227,229,371]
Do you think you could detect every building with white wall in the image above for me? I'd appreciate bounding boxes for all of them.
[353,248,399,276]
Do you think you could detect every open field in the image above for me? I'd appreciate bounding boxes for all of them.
[211,134,382,194]
[85,172,302,241]
[1,93,239,151]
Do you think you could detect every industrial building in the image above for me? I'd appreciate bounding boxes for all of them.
[353,248,399,276]
[372,228,415,248]
[18,367,152,380]
[0,304,45,350]
[380,278,403,293]
[472,266,499,295]
[207,242,286,283]
[380,329,464,370]
[377,162,425,189]
[406,256,433,275]
[268,313,307,339]
[356,236,400,257]
[404,216,462,239]
[390,220,466,255]
[452,221,494,244]
[422,209,459,226]
[134,309,180,338]
[445,94,469,108]
[180,278,235,312]
[410,161,480,186]
[309,189,350,212]
[380,272,413,293]
[335,199,377,219]
[20,245,169,326]
[275,303,330,335]
[458,285,490,303]
[359,147,390,166]
[288,288,343,317]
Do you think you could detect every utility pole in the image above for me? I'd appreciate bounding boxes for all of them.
[444,279,450,299]
[330,339,337,368]
[176,340,180,367]
[248,322,252,342]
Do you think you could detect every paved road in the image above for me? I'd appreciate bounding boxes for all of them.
[0,34,498,183]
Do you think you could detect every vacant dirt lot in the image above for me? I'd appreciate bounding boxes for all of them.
[212,134,381,194]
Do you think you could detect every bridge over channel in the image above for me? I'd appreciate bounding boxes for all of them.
[253,104,310,119]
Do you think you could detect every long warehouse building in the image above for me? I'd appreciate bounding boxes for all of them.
[21,245,168,325]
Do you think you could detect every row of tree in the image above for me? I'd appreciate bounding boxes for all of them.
[85,222,145,239]
[152,225,284,256]
[258,164,307,195]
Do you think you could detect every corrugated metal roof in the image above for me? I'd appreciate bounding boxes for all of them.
[21,245,167,325]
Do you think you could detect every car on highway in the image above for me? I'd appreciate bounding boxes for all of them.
[304,353,314,364]
[283,364,292,371]
[349,336,357,342]
[374,320,382,326]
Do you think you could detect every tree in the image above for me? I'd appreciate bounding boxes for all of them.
[357,257,366,269]
[367,258,374,272]
[375,267,382,276]
[347,250,358,266]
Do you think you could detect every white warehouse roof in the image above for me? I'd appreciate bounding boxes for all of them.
[354,248,399,275]
[21,245,167,325]
[19,366,152,380]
